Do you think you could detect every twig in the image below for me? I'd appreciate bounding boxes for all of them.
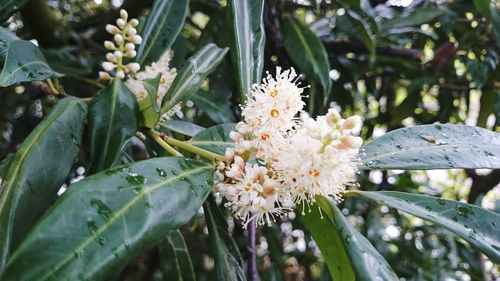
[246,219,258,281]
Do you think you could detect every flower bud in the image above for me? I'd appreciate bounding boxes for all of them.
[127,28,137,36]
[129,18,139,27]
[130,35,142,44]
[125,42,135,50]
[98,71,112,80]
[105,24,119,34]
[326,108,341,127]
[113,50,123,59]
[106,53,116,62]
[229,131,242,142]
[119,9,128,20]
[234,156,245,170]
[102,61,115,72]
[115,70,125,79]
[225,148,235,162]
[114,34,124,44]
[339,135,362,149]
[342,116,361,130]
[126,63,140,73]
[104,41,116,50]
[125,50,137,58]
[116,18,126,28]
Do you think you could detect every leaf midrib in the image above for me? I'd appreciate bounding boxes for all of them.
[36,164,211,280]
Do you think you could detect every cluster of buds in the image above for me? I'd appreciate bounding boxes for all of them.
[99,9,142,80]
[214,67,363,227]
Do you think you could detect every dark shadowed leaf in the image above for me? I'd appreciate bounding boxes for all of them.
[160,44,228,114]
[88,79,139,173]
[304,197,398,281]
[203,195,246,281]
[136,0,189,65]
[138,75,161,128]
[192,90,237,124]
[227,0,265,102]
[282,15,332,96]
[1,157,212,281]
[159,230,196,281]
[0,40,61,87]
[353,191,500,263]
[190,124,235,155]
[0,98,87,269]
[381,7,447,32]
[360,124,500,169]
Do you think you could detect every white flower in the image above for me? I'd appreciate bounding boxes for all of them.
[241,67,305,134]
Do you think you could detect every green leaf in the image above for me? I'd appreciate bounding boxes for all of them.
[304,197,398,281]
[190,123,235,155]
[203,195,246,281]
[0,27,18,58]
[0,98,87,269]
[282,15,332,96]
[1,157,212,281]
[160,44,228,114]
[41,49,92,76]
[159,230,196,281]
[192,90,237,124]
[381,7,446,32]
[353,191,500,263]
[159,120,205,138]
[0,40,61,87]
[0,154,13,177]
[88,79,139,174]
[472,0,491,20]
[136,0,189,65]
[490,4,500,44]
[360,124,500,170]
[0,0,31,22]
[138,75,161,128]
[227,0,265,102]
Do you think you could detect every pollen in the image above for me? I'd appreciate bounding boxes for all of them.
[270,109,280,118]
[260,134,270,141]
[160,77,166,84]
[244,182,252,191]
[269,88,279,97]
[309,169,320,177]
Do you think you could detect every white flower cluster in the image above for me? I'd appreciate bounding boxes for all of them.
[214,67,363,227]
[99,9,142,80]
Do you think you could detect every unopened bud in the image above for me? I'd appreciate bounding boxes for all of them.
[119,9,128,20]
[116,18,126,28]
[339,135,362,149]
[105,24,120,34]
[99,71,112,80]
[106,53,116,62]
[113,51,123,59]
[126,63,140,73]
[125,50,137,58]
[102,61,115,72]
[129,18,139,27]
[326,108,341,127]
[127,28,137,36]
[225,148,235,162]
[104,41,116,50]
[342,116,361,130]
[234,156,245,170]
[130,35,142,44]
[115,70,125,79]
[114,34,124,44]
[125,42,135,50]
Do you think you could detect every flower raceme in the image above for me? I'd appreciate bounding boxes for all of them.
[214,67,363,227]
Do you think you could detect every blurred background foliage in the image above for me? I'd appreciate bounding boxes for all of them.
[0,0,499,280]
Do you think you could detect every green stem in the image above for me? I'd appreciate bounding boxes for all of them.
[147,130,183,157]
[163,135,225,162]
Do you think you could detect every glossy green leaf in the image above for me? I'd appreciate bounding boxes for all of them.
[0,0,31,22]
[227,0,265,102]
[1,157,212,281]
[192,90,237,124]
[304,197,398,281]
[353,191,500,263]
[381,7,446,31]
[0,40,61,87]
[282,15,332,96]
[159,120,205,138]
[138,75,161,128]
[0,27,18,58]
[490,3,500,44]
[88,79,139,174]
[0,154,13,177]
[190,123,235,155]
[0,98,87,269]
[203,195,246,281]
[303,202,355,281]
[472,0,490,20]
[136,0,189,65]
[360,124,500,170]
[159,230,196,281]
[42,49,92,76]
[160,44,228,114]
